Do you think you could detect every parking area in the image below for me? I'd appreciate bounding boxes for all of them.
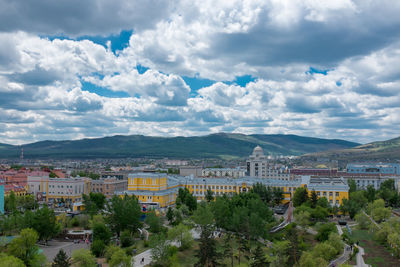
[39,240,89,262]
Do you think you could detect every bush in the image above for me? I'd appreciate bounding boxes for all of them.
[120,230,133,248]
[316,223,337,242]
[69,217,79,227]
[91,239,106,257]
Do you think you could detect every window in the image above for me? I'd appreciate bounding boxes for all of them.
[336,192,339,197]
[336,200,339,204]
[323,192,327,196]
[329,200,333,204]
[216,186,219,189]
[317,191,320,196]
[329,192,333,197]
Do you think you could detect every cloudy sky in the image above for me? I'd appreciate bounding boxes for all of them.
[1,0,400,145]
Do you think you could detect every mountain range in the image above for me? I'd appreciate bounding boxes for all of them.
[303,136,400,161]
[0,133,360,159]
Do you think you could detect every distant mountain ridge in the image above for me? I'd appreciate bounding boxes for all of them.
[0,133,360,159]
[303,136,400,161]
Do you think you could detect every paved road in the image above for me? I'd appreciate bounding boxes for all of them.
[133,249,152,267]
[39,240,89,262]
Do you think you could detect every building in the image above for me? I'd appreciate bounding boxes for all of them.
[0,181,4,213]
[91,178,127,198]
[120,173,180,209]
[179,166,203,177]
[290,168,338,176]
[27,176,91,203]
[346,163,400,175]
[342,174,400,190]
[120,173,349,209]
[246,146,291,180]
[201,168,245,178]
[100,171,127,180]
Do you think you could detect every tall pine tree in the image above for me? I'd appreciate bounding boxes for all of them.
[195,225,220,267]
[52,249,70,267]
[250,244,268,267]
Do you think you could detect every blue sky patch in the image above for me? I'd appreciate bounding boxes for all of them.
[306,67,329,75]
[45,30,133,54]
[182,76,216,96]
[81,80,130,98]
[137,65,150,74]
[336,81,342,87]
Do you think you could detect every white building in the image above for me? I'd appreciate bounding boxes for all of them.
[201,168,245,178]
[246,146,291,180]
[28,175,90,203]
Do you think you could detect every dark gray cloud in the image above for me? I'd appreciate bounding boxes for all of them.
[8,66,61,86]
[0,0,173,36]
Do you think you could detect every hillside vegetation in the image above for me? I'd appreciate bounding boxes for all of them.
[0,133,359,159]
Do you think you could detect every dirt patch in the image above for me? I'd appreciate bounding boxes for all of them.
[361,239,400,267]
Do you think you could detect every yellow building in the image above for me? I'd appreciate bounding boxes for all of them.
[121,173,349,209]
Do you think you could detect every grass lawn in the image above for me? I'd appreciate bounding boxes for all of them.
[351,229,400,267]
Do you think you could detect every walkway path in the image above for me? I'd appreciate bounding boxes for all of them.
[132,248,152,267]
[356,245,370,267]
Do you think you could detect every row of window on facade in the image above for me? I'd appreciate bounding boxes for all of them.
[316,191,340,197]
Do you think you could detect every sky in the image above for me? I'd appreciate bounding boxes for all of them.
[1,0,400,145]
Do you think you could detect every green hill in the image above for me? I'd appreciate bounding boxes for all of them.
[0,133,359,159]
[303,136,400,161]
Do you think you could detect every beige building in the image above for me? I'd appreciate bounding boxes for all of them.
[201,168,245,178]
[246,146,291,180]
[27,175,90,203]
[91,178,127,198]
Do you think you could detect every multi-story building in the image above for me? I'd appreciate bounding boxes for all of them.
[27,176,91,203]
[91,178,127,198]
[120,173,349,209]
[342,174,400,190]
[246,146,291,180]
[346,163,400,175]
[201,168,245,178]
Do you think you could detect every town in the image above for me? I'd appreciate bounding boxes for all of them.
[1,146,400,266]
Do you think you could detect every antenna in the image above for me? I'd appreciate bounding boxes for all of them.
[20,147,24,160]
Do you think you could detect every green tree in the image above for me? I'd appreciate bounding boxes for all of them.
[298,251,327,267]
[193,202,214,228]
[370,199,391,223]
[250,244,268,267]
[72,249,96,267]
[221,233,235,267]
[0,253,25,267]
[268,240,290,267]
[120,230,133,248]
[310,190,318,208]
[312,242,337,261]
[348,179,357,193]
[205,189,214,202]
[52,249,71,267]
[32,206,61,242]
[166,207,174,224]
[92,222,112,244]
[294,210,310,227]
[272,187,284,205]
[168,223,193,250]
[91,239,106,257]
[8,228,45,267]
[316,223,337,242]
[293,187,309,207]
[176,188,197,212]
[365,185,376,203]
[145,211,163,233]
[83,193,106,217]
[251,183,272,204]
[195,225,220,267]
[5,191,17,213]
[355,212,370,230]
[109,249,131,267]
[106,194,142,237]
[150,233,170,266]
